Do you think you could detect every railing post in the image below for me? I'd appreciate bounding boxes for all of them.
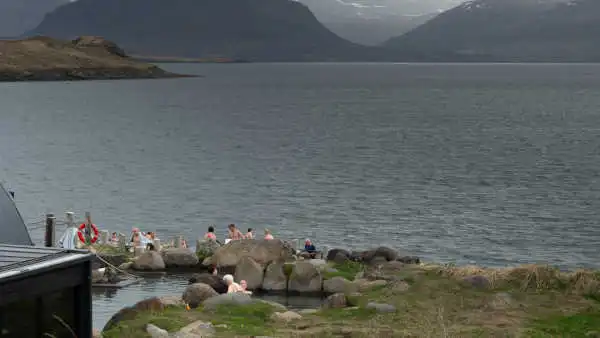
[85,212,92,244]
[45,213,56,247]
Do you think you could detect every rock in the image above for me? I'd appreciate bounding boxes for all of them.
[182,283,218,309]
[326,249,350,262]
[366,302,396,313]
[102,296,183,332]
[146,324,169,338]
[270,311,302,322]
[162,248,199,268]
[174,320,215,337]
[131,251,165,271]
[298,308,319,315]
[349,251,364,262]
[354,279,388,292]
[365,260,405,281]
[72,36,127,57]
[256,300,287,312]
[262,262,288,292]
[94,253,130,269]
[196,239,220,261]
[189,273,228,294]
[332,252,350,264]
[397,256,420,264]
[234,256,264,290]
[361,246,398,264]
[202,293,254,311]
[307,259,328,269]
[92,269,105,283]
[288,261,323,293]
[323,276,356,294]
[463,275,491,289]
[205,239,295,269]
[299,251,312,260]
[118,262,133,270]
[323,293,347,309]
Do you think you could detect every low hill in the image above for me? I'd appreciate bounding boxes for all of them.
[28,0,384,62]
[0,36,177,81]
[385,0,600,62]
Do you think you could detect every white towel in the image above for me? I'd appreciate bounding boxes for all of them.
[58,227,79,250]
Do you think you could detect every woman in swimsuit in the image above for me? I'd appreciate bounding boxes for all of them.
[204,226,217,240]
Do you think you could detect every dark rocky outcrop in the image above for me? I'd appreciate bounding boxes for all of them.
[182,283,219,309]
[0,36,179,82]
[288,261,323,294]
[102,296,183,332]
[188,273,228,294]
[234,256,264,290]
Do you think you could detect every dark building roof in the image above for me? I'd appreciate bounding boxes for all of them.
[0,184,33,246]
[0,245,92,283]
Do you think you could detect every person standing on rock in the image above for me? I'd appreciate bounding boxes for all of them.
[204,226,217,240]
[227,224,243,241]
[264,229,274,240]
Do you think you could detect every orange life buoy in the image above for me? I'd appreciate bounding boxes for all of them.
[77,223,99,244]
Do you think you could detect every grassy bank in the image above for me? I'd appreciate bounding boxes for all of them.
[102,263,600,337]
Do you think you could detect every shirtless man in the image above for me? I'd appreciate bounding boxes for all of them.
[228,224,243,241]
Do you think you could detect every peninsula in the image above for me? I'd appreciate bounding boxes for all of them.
[0,36,180,81]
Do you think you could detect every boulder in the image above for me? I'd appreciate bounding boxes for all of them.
[174,320,216,337]
[360,246,399,264]
[346,292,363,307]
[202,293,254,311]
[270,311,302,322]
[102,296,183,332]
[205,239,294,269]
[262,262,288,292]
[332,252,350,264]
[354,279,388,292]
[91,269,105,283]
[307,259,328,269]
[189,273,228,294]
[146,324,169,338]
[323,276,356,294]
[365,302,396,313]
[323,293,347,309]
[162,248,199,268]
[397,256,420,264]
[288,261,323,293]
[365,260,405,281]
[326,249,350,262]
[234,256,264,290]
[182,283,218,309]
[131,251,165,271]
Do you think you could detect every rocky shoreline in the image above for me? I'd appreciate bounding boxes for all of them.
[94,239,600,337]
[0,36,185,82]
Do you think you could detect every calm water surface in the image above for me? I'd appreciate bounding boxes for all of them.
[1,63,600,328]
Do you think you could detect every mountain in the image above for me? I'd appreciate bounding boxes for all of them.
[385,0,600,62]
[0,0,69,37]
[298,0,463,46]
[28,0,387,61]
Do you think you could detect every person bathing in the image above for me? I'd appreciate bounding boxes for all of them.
[264,229,274,240]
[228,224,243,241]
[204,226,217,240]
[223,274,243,293]
[239,280,252,295]
[245,228,254,239]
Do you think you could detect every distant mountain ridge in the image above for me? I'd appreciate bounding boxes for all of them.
[385,0,600,62]
[29,0,390,61]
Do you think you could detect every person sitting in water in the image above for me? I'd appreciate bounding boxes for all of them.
[228,224,243,241]
[111,232,118,243]
[223,274,243,293]
[245,228,254,239]
[204,226,217,241]
[239,280,253,295]
[303,239,318,259]
[264,229,274,240]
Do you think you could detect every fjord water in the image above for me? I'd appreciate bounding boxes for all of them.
[1,63,600,327]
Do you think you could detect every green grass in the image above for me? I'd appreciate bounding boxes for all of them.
[211,302,276,336]
[323,261,364,281]
[527,310,600,337]
[102,307,191,338]
[317,307,377,321]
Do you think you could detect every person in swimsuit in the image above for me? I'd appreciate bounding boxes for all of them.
[245,228,254,239]
[239,280,252,294]
[228,224,243,241]
[204,226,217,240]
[264,229,274,240]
